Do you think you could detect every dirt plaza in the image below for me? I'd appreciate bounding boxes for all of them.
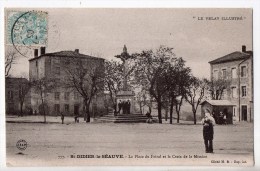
[6,116,253,166]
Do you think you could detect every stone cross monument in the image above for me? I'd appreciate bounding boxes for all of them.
[115,45,136,114]
[115,45,132,91]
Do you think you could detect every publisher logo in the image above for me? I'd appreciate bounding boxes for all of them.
[16,139,27,151]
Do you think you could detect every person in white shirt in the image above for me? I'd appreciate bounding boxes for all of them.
[201,112,216,153]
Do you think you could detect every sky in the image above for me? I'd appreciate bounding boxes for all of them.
[8,8,252,79]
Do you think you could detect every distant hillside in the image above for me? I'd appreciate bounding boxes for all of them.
[136,101,202,122]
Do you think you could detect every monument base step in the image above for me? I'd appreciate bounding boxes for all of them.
[94,113,148,123]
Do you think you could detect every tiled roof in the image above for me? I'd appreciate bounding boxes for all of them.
[29,51,104,61]
[200,100,236,106]
[209,51,250,64]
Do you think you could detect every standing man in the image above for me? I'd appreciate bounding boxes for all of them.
[74,114,78,123]
[118,100,122,115]
[219,111,224,124]
[201,112,215,153]
[127,100,131,114]
[122,100,126,114]
[61,112,64,124]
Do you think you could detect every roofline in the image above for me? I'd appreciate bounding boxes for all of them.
[6,77,28,79]
[5,77,29,82]
[29,52,105,62]
[209,53,251,64]
[200,100,236,106]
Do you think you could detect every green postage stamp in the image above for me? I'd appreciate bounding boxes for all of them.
[6,10,48,46]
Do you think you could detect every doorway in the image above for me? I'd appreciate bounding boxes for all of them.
[74,105,79,115]
[241,105,247,121]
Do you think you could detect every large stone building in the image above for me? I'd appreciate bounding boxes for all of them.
[5,77,31,115]
[29,47,105,117]
[209,45,253,122]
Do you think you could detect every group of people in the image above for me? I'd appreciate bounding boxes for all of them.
[118,100,131,114]
[60,112,80,124]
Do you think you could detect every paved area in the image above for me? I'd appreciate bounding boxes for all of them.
[6,116,253,166]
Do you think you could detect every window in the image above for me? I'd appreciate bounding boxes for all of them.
[8,91,13,100]
[213,70,218,79]
[64,104,69,112]
[65,60,70,65]
[19,86,23,96]
[233,107,236,116]
[54,104,60,113]
[222,69,227,79]
[54,92,60,100]
[55,67,60,75]
[241,66,247,77]
[53,58,60,64]
[231,87,237,98]
[231,68,237,79]
[74,92,79,100]
[242,86,247,97]
[64,92,70,100]
[221,88,227,99]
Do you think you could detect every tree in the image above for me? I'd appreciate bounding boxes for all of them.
[185,77,207,124]
[135,88,151,114]
[18,79,31,116]
[165,58,191,124]
[64,58,104,122]
[208,78,231,100]
[104,60,124,112]
[31,77,56,123]
[5,48,17,77]
[134,46,174,123]
[174,96,184,123]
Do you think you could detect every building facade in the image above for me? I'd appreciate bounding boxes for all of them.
[29,48,105,117]
[5,77,31,115]
[209,45,253,122]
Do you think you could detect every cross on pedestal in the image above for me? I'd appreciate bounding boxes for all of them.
[115,45,132,91]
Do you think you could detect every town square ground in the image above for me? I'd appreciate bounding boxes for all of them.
[6,116,253,166]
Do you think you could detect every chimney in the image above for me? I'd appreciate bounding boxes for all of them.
[75,49,79,53]
[242,45,246,53]
[34,49,38,58]
[40,47,46,55]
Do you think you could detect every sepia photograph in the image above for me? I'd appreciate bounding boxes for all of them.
[4,8,254,167]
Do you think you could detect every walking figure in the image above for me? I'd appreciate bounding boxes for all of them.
[61,112,64,124]
[201,112,215,153]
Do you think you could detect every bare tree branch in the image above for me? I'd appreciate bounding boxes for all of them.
[5,48,18,77]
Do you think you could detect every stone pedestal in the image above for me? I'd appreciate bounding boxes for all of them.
[116,90,136,114]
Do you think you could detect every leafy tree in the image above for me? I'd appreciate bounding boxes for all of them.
[165,58,191,124]
[134,46,174,123]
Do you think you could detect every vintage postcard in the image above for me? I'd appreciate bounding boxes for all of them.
[4,8,254,167]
